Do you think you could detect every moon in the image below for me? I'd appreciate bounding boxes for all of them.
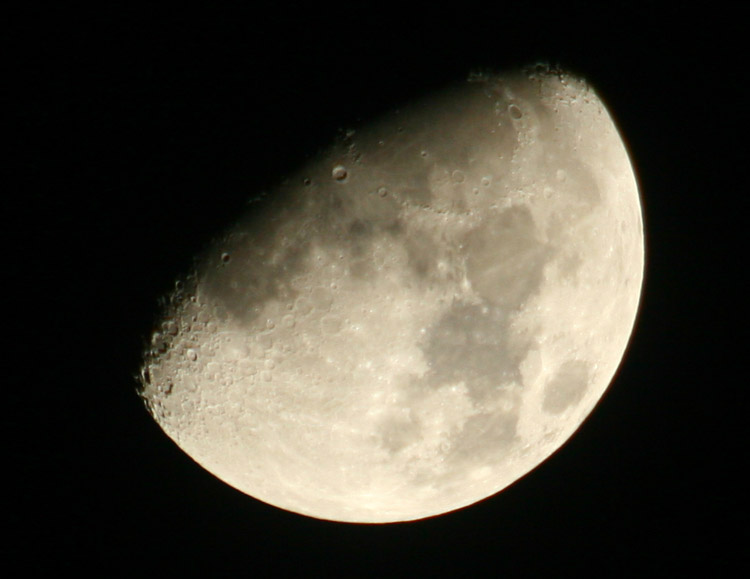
[139,66,644,523]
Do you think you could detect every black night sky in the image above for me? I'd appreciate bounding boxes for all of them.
[10,3,743,574]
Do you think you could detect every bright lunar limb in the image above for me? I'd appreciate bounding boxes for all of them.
[140,66,644,523]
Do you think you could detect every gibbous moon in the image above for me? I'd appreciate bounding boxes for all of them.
[140,67,644,523]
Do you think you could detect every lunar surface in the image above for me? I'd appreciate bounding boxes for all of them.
[139,66,644,523]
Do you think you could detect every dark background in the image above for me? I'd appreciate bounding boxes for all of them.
[10,3,743,574]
